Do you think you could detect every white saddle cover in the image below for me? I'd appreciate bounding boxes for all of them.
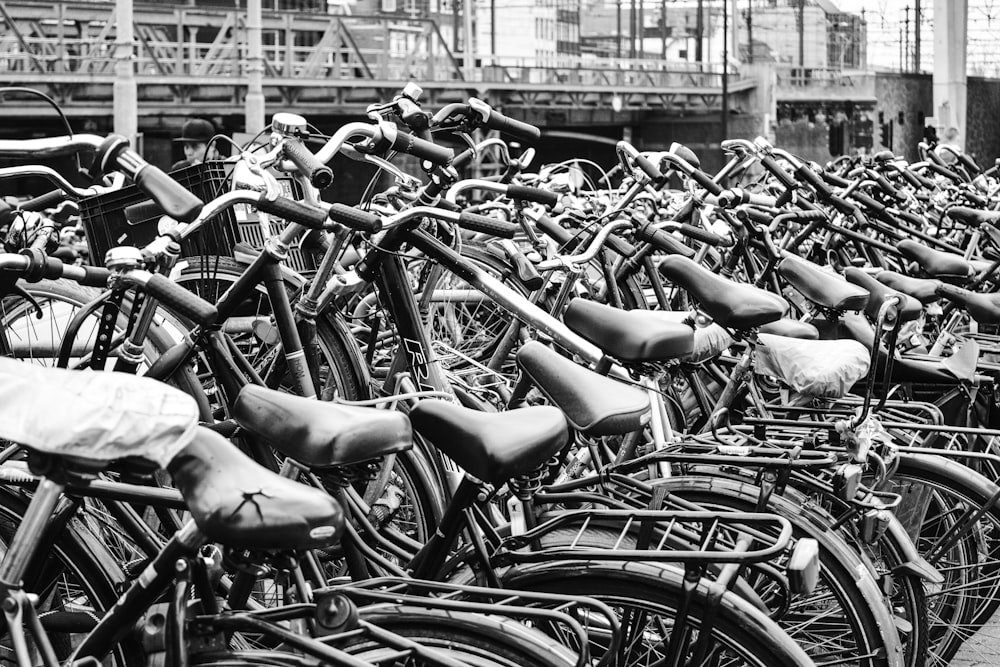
[754,333,871,399]
[0,358,198,467]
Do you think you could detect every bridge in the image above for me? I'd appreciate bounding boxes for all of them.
[0,0,757,122]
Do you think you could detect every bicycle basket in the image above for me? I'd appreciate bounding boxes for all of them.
[79,161,238,265]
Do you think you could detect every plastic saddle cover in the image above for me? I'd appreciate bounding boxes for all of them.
[652,311,734,363]
[0,358,198,467]
[753,333,871,399]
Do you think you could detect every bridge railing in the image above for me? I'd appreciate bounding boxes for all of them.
[0,2,730,89]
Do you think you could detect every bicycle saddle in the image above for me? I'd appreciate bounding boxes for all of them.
[658,255,787,330]
[231,385,412,468]
[843,267,923,324]
[0,357,198,467]
[838,312,965,384]
[758,319,819,339]
[897,239,972,282]
[168,427,344,550]
[562,298,694,363]
[935,283,1000,324]
[777,255,869,313]
[516,340,651,436]
[875,271,941,304]
[408,400,568,485]
[947,206,1000,228]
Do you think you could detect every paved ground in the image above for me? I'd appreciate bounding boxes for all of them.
[951,608,1000,666]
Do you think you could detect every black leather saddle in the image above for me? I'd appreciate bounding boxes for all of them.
[935,283,1000,325]
[758,319,819,339]
[777,255,869,313]
[516,340,651,436]
[897,239,972,282]
[563,298,694,363]
[844,267,923,323]
[875,271,941,304]
[409,400,569,486]
[232,385,412,468]
[168,428,345,550]
[659,255,787,330]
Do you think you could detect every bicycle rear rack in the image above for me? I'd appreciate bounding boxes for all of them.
[499,509,792,565]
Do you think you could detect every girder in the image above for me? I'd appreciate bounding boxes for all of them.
[0,0,754,119]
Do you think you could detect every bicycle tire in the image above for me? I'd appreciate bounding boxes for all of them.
[638,474,906,667]
[338,604,578,666]
[889,452,1000,666]
[497,549,814,667]
[0,485,139,667]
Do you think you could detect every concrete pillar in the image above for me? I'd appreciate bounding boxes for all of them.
[113,0,138,144]
[933,0,967,149]
[244,0,266,136]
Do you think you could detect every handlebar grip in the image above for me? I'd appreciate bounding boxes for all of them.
[821,171,850,188]
[485,110,541,142]
[894,209,926,227]
[534,213,574,246]
[327,203,382,234]
[283,138,334,190]
[689,169,723,196]
[390,130,454,165]
[673,223,731,247]
[633,153,665,182]
[634,221,695,258]
[457,211,518,239]
[78,265,112,288]
[958,152,981,175]
[124,199,165,224]
[794,165,834,201]
[256,196,329,229]
[145,274,218,326]
[759,154,798,191]
[20,189,67,212]
[505,185,559,208]
[874,174,904,201]
[604,232,637,258]
[133,163,203,224]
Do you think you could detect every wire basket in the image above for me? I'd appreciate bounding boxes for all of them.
[232,172,318,274]
[79,161,239,265]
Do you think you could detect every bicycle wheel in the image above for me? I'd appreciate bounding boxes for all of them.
[0,486,138,667]
[498,553,814,667]
[887,452,1000,666]
[338,604,578,666]
[637,474,906,667]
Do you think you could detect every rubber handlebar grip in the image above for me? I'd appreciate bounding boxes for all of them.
[257,196,329,229]
[794,165,834,201]
[506,185,559,208]
[146,274,218,326]
[759,155,798,190]
[485,110,541,142]
[284,139,334,190]
[634,221,695,258]
[124,199,164,224]
[689,169,723,196]
[19,189,66,212]
[133,163,203,224]
[390,130,454,165]
[327,203,381,233]
[674,223,730,247]
[534,214,574,246]
[457,211,518,239]
[79,265,112,288]
[633,153,665,182]
[604,232,638,258]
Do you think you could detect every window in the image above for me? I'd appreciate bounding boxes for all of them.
[381,0,397,11]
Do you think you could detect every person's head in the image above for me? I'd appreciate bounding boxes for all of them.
[944,126,960,142]
[174,118,218,165]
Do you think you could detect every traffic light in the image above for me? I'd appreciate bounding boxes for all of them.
[879,122,893,149]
